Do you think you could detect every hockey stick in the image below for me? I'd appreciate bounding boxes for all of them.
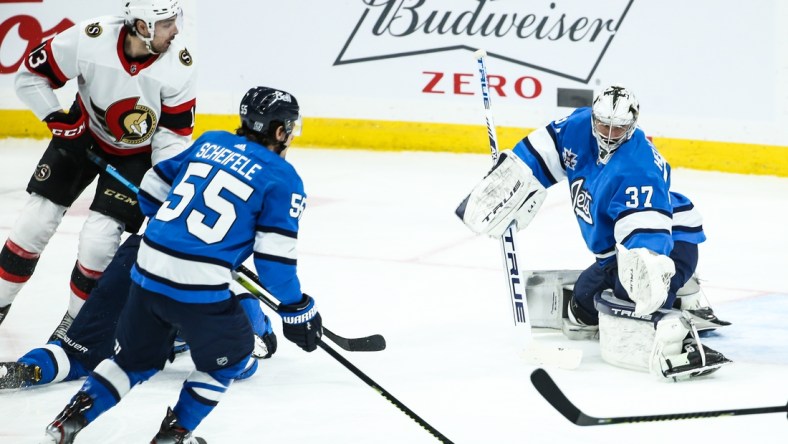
[531,368,788,425]
[236,265,386,352]
[236,272,454,443]
[86,152,386,353]
[86,150,140,193]
[473,49,582,369]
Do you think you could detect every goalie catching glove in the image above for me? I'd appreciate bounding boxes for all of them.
[278,294,322,352]
[616,244,675,316]
[455,152,547,238]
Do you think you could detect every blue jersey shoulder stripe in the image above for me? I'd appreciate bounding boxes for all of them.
[134,264,229,292]
[620,228,671,244]
[673,203,695,213]
[256,225,297,238]
[614,207,673,222]
[254,252,297,266]
[673,225,703,233]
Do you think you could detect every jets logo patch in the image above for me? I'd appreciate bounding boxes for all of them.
[570,178,593,224]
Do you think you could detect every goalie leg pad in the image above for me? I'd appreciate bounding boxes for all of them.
[525,270,582,329]
[595,291,687,373]
[455,152,546,238]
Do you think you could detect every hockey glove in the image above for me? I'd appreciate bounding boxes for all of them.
[455,152,546,238]
[44,110,90,155]
[278,294,322,352]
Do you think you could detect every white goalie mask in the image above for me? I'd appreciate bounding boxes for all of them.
[123,0,183,54]
[591,85,640,164]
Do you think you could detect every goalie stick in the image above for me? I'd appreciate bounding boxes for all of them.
[86,151,386,353]
[473,50,582,370]
[531,368,788,426]
[236,271,454,443]
[236,265,386,352]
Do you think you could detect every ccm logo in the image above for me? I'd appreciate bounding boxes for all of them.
[423,71,542,99]
[51,122,86,138]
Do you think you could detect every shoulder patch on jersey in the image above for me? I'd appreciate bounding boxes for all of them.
[179,48,193,66]
[85,22,103,38]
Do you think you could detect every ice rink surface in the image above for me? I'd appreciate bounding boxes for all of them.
[0,138,786,443]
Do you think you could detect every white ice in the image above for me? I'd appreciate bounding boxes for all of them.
[0,138,786,443]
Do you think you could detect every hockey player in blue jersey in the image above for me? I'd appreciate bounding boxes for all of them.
[0,234,277,391]
[43,86,321,443]
[457,85,730,379]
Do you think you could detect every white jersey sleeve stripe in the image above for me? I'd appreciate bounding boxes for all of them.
[524,126,567,184]
[614,210,673,244]
[672,205,703,229]
[137,239,231,288]
[254,231,297,261]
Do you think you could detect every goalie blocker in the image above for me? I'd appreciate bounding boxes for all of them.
[455,152,546,238]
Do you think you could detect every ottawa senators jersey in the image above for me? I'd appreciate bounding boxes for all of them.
[17,16,196,163]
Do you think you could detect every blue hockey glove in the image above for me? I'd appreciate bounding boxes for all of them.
[278,294,322,352]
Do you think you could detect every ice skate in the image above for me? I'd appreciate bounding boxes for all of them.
[659,337,732,381]
[48,311,74,342]
[253,330,277,359]
[562,298,599,340]
[674,275,731,331]
[0,362,41,389]
[44,392,92,444]
[151,407,207,444]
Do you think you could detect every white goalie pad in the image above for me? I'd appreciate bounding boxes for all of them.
[596,292,688,375]
[616,244,675,316]
[524,270,582,329]
[455,152,546,238]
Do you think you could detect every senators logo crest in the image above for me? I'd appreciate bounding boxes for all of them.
[179,48,192,66]
[85,22,102,38]
[92,97,157,145]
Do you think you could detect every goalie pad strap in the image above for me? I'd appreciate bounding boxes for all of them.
[456,152,546,238]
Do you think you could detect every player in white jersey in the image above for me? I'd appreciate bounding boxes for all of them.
[0,0,196,342]
[42,86,321,444]
[456,85,730,379]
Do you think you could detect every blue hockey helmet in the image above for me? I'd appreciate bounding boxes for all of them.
[239,87,302,139]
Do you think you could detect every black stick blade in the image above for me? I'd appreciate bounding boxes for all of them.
[532,368,788,426]
[323,328,386,352]
[530,368,588,425]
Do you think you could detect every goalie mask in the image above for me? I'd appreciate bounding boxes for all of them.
[123,0,183,54]
[591,85,639,164]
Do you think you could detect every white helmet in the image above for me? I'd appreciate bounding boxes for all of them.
[591,85,639,164]
[123,0,182,53]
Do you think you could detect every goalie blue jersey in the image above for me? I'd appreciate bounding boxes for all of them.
[132,130,306,305]
[511,107,705,264]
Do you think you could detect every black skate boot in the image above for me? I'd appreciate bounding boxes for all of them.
[0,362,41,389]
[151,407,207,444]
[48,311,75,342]
[661,338,732,381]
[0,304,11,326]
[44,392,92,444]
